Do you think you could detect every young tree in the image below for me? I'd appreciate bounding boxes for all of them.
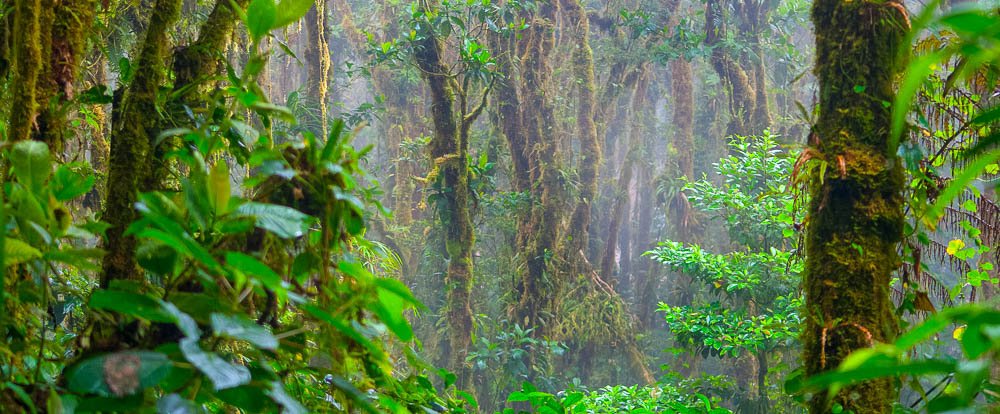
[801,0,909,412]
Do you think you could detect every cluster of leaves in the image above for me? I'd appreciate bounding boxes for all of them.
[368,0,528,83]
[500,380,733,414]
[0,5,472,413]
[646,132,803,361]
[467,322,566,411]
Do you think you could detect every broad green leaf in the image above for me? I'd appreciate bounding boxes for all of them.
[52,165,96,201]
[273,0,314,29]
[210,312,278,350]
[89,290,174,323]
[374,283,413,341]
[179,338,251,391]
[65,351,172,397]
[246,0,277,42]
[3,238,42,266]
[10,141,52,192]
[215,385,277,412]
[235,202,312,239]
[225,252,283,292]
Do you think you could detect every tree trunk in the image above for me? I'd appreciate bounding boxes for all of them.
[412,4,476,384]
[705,0,757,137]
[100,0,182,288]
[601,66,648,283]
[562,0,601,257]
[802,1,908,412]
[7,0,95,151]
[304,1,330,137]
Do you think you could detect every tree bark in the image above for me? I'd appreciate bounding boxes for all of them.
[803,1,908,412]
[100,0,182,288]
[412,2,477,383]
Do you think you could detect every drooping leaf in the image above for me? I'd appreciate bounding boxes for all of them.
[225,252,284,292]
[208,162,232,215]
[89,290,174,323]
[179,338,251,391]
[235,202,312,239]
[210,313,278,350]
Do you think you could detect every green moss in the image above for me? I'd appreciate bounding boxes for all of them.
[100,0,182,288]
[803,1,909,412]
[7,0,43,143]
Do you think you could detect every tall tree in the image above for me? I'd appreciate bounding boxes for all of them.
[410,0,488,383]
[802,1,908,412]
[100,0,182,288]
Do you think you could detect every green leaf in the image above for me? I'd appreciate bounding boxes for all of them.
[273,0,314,29]
[374,282,413,341]
[66,351,173,397]
[225,252,283,292]
[210,313,278,350]
[891,52,945,152]
[246,0,277,42]
[215,385,277,412]
[3,238,42,266]
[179,338,251,391]
[10,141,52,192]
[235,202,312,239]
[52,165,96,201]
[89,290,174,323]
[208,162,231,215]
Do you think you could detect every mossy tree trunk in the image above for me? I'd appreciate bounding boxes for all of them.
[802,1,908,412]
[562,0,601,259]
[705,0,762,137]
[304,1,330,137]
[100,0,182,288]
[412,1,484,383]
[6,0,95,151]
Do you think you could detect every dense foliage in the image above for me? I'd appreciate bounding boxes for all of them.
[1,0,999,413]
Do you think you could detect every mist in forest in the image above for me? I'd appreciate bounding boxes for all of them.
[1,0,1000,412]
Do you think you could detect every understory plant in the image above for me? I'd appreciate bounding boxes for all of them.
[646,132,804,411]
